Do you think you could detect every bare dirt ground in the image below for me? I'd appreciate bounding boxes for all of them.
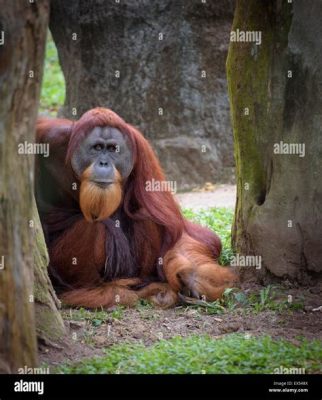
[176,184,236,209]
[40,282,322,368]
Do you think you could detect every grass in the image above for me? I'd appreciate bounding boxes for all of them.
[182,285,305,316]
[63,306,125,325]
[57,333,322,374]
[39,33,65,115]
[244,286,304,313]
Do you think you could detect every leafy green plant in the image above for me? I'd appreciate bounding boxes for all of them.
[260,285,272,307]
[187,299,226,315]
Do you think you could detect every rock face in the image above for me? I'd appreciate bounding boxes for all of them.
[227,0,322,280]
[49,0,235,190]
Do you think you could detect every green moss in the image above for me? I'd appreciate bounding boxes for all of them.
[227,6,270,198]
[35,306,65,342]
[226,1,293,252]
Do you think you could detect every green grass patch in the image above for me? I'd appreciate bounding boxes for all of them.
[244,286,305,313]
[63,306,124,325]
[40,33,65,114]
[186,286,305,316]
[183,207,234,265]
[57,334,322,374]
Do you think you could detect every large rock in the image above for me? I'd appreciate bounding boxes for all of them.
[49,0,235,190]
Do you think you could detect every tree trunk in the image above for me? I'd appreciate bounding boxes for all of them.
[33,199,66,346]
[227,0,322,281]
[0,1,64,373]
[49,0,235,190]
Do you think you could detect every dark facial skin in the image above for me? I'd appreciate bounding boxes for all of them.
[71,127,133,186]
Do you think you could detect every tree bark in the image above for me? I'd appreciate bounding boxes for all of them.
[33,200,66,346]
[0,1,65,373]
[49,0,235,190]
[227,0,322,281]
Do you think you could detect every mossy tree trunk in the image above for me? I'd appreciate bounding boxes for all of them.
[227,0,322,281]
[33,200,66,346]
[0,1,65,373]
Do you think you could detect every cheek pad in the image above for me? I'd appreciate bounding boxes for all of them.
[117,145,134,178]
[71,147,92,178]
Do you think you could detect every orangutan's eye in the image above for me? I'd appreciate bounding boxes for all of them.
[93,144,103,151]
[107,144,118,152]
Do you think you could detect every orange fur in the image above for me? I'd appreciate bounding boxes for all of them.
[60,284,139,308]
[80,165,122,222]
[137,283,178,308]
[60,278,177,309]
[164,233,237,301]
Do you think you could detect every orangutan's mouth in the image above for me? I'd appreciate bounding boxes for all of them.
[92,180,114,188]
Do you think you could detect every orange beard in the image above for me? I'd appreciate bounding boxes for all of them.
[79,165,122,222]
